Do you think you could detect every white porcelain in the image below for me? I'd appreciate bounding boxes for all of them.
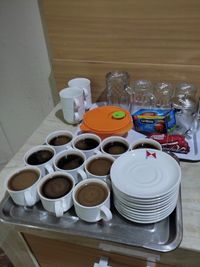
[84,154,115,185]
[68,77,92,110]
[72,178,112,222]
[100,136,130,159]
[24,145,55,176]
[130,138,162,151]
[111,149,181,199]
[72,133,101,158]
[6,166,42,206]
[59,87,85,124]
[53,149,87,184]
[45,130,74,154]
[37,171,75,217]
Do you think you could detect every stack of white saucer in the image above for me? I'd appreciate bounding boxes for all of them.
[110,149,181,224]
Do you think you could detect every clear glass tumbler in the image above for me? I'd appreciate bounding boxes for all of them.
[131,80,156,111]
[154,82,174,108]
[175,82,197,98]
[106,71,130,110]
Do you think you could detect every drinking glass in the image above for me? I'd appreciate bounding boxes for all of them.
[106,71,130,110]
[154,82,174,108]
[131,80,156,111]
[175,82,197,98]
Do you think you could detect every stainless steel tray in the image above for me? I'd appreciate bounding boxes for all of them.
[0,190,183,252]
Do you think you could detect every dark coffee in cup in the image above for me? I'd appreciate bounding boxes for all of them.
[27,150,53,165]
[8,170,39,191]
[103,141,128,155]
[57,154,84,170]
[133,143,158,149]
[75,182,108,207]
[41,175,73,199]
[74,138,99,150]
[87,158,113,176]
[49,135,72,146]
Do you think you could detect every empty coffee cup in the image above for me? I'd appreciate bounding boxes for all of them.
[131,138,162,151]
[68,77,92,110]
[24,145,55,176]
[72,178,112,222]
[59,87,85,124]
[6,166,42,206]
[72,133,101,158]
[84,154,115,184]
[38,171,75,217]
[45,130,74,153]
[53,149,87,184]
[100,136,130,158]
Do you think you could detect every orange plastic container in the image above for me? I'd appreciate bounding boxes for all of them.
[80,106,133,139]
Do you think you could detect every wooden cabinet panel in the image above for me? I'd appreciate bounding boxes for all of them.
[41,0,200,66]
[23,233,172,267]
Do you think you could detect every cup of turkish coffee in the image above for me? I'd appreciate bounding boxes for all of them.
[84,154,115,185]
[131,138,162,151]
[37,171,75,217]
[45,130,74,154]
[72,133,101,158]
[100,136,130,158]
[53,149,87,184]
[72,178,112,222]
[24,145,56,176]
[6,166,42,206]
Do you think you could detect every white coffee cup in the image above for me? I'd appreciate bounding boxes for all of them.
[53,149,87,184]
[6,166,42,206]
[72,178,112,222]
[72,133,101,159]
[130,138,162,151]
[59,87,85,124]
[24,145,55,176]
[68,77,92,110]
[37,171,75,217]
[45,130,74,154]
[100,136,130,159]
[84,154,115,185]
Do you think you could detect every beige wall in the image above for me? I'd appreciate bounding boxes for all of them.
[0,0,55,167]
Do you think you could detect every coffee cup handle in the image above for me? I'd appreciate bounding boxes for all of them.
[74,98,80,110]
[82,87,89,97]
[55,201,64,217]
[45,164,54,174]
[77,169,87,181]
[100,205,112,221]
[74,112,80,123]
[24,191,35,206]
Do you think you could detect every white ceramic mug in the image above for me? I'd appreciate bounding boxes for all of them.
[6,166,42,206]
[53,149,87,184]
[59,87,85,124]
[84,154,115,185]
[72,178,112,222]
[24,145,55,176]
[72,133,101,158]
[68,77,92,110]
[45,130,74,154]
[100,136,130,159]
[130,138,162,151]
[37,171,75,217]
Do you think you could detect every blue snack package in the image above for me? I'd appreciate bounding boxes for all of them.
[132,109,176,134]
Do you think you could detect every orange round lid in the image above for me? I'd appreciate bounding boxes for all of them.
[80,106,133,133]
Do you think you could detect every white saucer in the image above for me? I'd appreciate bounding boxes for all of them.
[111,149,181,199]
